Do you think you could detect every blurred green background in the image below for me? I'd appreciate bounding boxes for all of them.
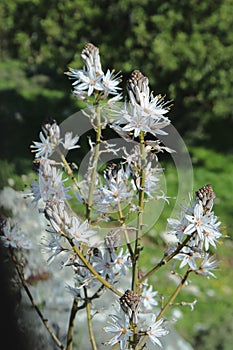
[0,1,232,349]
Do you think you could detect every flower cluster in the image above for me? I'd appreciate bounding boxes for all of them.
[112,69,172,140]
[168,184,221,278]
[0,43,224,350]
[65,42,122,101]
[31,119,79,159]
[104,308,169,350]
[0,219,31,250]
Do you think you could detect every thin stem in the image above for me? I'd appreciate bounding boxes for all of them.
[10,250,64,349]
[117,202,133,258]
[86,105,101,221]
[156,268,192,321]
[132,131,146,293]
[74,285,106,313]
[84,287,98,350]
[66,235,122,297]
[66,298,79,350]
[139,234,194,284]
[136,268,192,350]
[60,153,82,194]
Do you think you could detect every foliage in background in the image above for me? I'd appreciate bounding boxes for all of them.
[0,0,233,154]
[0,2,232,349]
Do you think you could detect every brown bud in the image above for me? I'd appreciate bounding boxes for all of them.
[196,184,216,213]
[127,70,149,104]
[119,289,141,323]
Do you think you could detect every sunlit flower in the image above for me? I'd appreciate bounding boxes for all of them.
[65,43,122,99]
[31,121,61,158]
[195,253,219,279]
[146,316,169,347]
[174,246,201,270]
[184,202,222,250]
[103,312,133,350]
[141,284,158,310]
[127,70,171,120]
[62,132,80,151]
[102,69,122,96]
[68,217,96,245]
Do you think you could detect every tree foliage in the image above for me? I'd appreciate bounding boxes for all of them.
[0,0,232,149]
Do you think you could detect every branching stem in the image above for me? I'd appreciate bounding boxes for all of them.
[66,298,79,350]
[139,233,194,284]
[136,268,192,350]
[10,250,64,350]
[132,131,146,293]
[66,235,122,297]
[84,287,98,350]
[86,105,101,221]
[117,202,134,258]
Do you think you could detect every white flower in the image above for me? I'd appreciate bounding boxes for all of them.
[1,220,31,250]
[115,103,152,138]
[75,68,104,96]
[102,69,122,96]
[31,122,61,158]
[112,100,171,140]
[146,316,169,347]
[141,284,158,310]
[129,87,170,120]
[195,253,219,279]
[93,251,115,282]
[41,231,65,264]
[94,167,133,212]
[31,131,55,158]
[143,162,161,198]
[103,312,133,350]
[62,132,80,150]
[65,43,122,99]
[174,246,201,270]
[113,248,132,276]
[32,163,71,203]
[68,217,96,245]
[184,202,222,250]
[167,213,189,243]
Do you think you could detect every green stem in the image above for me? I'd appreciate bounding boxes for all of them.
[66,298,79,350]
[132,131,146,293]
[60,153,82,193]
[117,202,134,258]
[86,105,101,221]
[136,268,192,350]
[139,234,194,284]
[84,287,98,350]
[156,268,192,321]
[66,235,122,297]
